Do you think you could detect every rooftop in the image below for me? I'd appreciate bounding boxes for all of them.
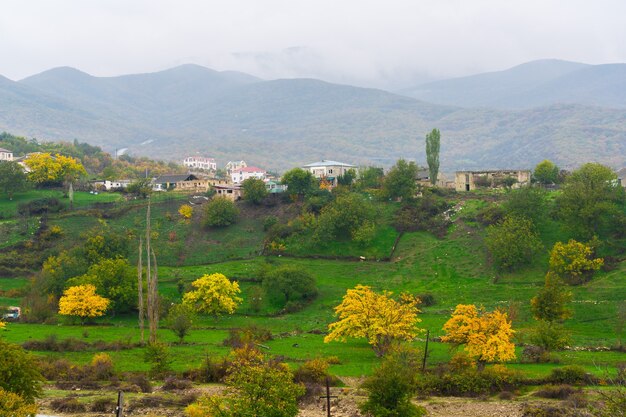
[0,147,12,153]
[303,160,356,168]
[238,166,266,173]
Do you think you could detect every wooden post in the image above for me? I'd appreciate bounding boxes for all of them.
[138,237,144,344]
[319,377,338,417]
[422,329,430,372]
[115,390,124,417]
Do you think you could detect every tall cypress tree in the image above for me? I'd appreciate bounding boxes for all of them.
[425,128,440,185]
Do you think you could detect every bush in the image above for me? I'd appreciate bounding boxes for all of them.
[547,366,595,385]
[416,364,523,397]
[162,377,193,391]
[90,397,115,413]
[485,215,543,271]
[91,353,115,380]
[203,197,239,227]
[262,265,317,312]
[393,193,451,237]
[143,342,172,377]
[50,396,86,413]
[222,326,273,349]
[416,293,436,307]
[293,358,331,384]
[475,205,505,226]
[263,215,279,231]
[126,373,152,393]
[534,385,577,399]
[184,356,228,383]
[0,340,44,401]
[18,198,64,216]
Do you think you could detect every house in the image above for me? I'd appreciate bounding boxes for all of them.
[91,179,132,191]
[230,166,266,184]
[225,160,247,174]
[416,169,455,189]
[455,170,531,191]
[183,156,217,171]
[152,174,200,191]
[302,160,357,187]
[0,147,14,162]
[213,184,242,201]
[265,179,287,193]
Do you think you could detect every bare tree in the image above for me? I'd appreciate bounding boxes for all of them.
[138,237,145,344]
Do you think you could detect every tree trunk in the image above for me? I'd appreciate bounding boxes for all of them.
[138,237,145,344]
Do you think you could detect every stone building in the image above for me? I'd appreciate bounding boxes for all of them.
[455,170,531,191]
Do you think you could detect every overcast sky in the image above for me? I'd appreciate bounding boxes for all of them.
[1,0,625,89]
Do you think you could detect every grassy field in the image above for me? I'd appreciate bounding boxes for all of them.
[1,189,624,381]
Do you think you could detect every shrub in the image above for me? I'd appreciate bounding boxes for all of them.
[485,215,543,271]
[0,339,44,401]
[91,353,114,380]
[293,358,331,384]
[18,198,64,216]
[547,366,595,385]
[126,373,152,393]
[360,346,426,417]
[50,396,86,413]
[0,388,38,417]
[262,265,317,312]
[143,342,172,377]
[475,204,505,226]
[393,193,451,237]
[90,397,115,413]
[184,355,228,383]
[416,293,436,307]
[203,197,239,227]
[263,215,279,231]
[222,326,273,349]
[534,385,577,399]
[162,377,193,391]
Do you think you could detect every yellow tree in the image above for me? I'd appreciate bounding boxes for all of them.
[441,304,515,369]
[324,285,422,356]
[0,388,38,417]
[178,204,193,222]
[183,273,242,317]
[0,321,6,330]
[24,153,86,185]
[549,239,603,285]
[58,284,110,324]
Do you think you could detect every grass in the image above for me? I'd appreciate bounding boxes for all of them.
[2,189,624,381]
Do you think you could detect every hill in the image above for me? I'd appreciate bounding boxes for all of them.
[401,59,626,109]
[0,64,625,171]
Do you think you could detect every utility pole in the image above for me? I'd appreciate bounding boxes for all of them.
[319,377,338,417]
[115,391,124,417]
[422,329,430,372]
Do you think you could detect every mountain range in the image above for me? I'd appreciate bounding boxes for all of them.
[0,60,624,172]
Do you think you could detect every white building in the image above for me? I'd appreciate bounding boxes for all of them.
[230,166,266,184]
[0,147,14,162]
[302,160,357,186]
[183,156,217,171]
[91,179,132,191]
[225,160,247,174]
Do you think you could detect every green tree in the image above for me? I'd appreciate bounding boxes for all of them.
[382,159,418,201]
[503,186,547,226]
[337,168,357,187]
[0,161,29,200]
[126,178,152,198]
[556,163,625,239]
[167,303,196,343]
[0,340,44,402]
[241,178,268,204]
[425,128,440,186]
[143,341,172,376]
[357,166,384,190]
[534,160,560,185]
[66,258,137,314]
[531,272,573,323]
[281,168,316,199]
[204,197,239,227]
[262,265,318,310]
[360,346,426,417]
[485,216,543,271]
[314,192,376,244]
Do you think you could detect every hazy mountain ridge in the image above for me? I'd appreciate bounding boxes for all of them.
[401,59,626,109]
[0,63,625,171]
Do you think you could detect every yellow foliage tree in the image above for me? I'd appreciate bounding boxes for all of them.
[183,273,242,317]
[58,284,110,323]
[24,153,86,184]
[179,204,193,221]
[324,285,422,356]
[441,304,516,369]
[549,239,603,285]
[0,321,6,330]
[0,388,38,417]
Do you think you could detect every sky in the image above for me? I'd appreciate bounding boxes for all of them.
[1,0,625,89]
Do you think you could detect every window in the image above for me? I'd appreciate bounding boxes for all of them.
[328,169,333,174]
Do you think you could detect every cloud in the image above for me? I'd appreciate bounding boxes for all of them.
[0,0,624,88]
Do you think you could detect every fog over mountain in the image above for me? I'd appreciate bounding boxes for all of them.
[1,62,625,172]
